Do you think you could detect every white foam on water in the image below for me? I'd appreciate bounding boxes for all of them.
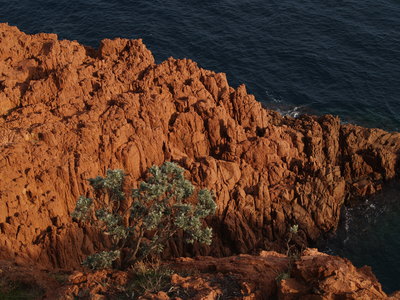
[264,89,306,118]
[343,207,352,244]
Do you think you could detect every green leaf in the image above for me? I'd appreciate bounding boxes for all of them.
[75,162,216,268]
[71,196,93,221]
[82,250,120,270]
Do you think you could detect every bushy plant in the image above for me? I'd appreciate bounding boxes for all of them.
[71,162,216,269]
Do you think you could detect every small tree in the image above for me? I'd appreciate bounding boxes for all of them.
[71,162,216,269]
[276,224,300,282]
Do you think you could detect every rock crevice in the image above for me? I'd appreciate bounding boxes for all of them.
[1,23,399,268]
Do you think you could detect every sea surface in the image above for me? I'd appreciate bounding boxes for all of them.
[317,182,400,294]
[1,0,400,293]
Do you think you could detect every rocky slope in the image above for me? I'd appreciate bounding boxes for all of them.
[1,23,400,272]
[2,249,396,299]
[54,249,398,299]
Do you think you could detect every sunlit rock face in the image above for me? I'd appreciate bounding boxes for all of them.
[1,23,400,268]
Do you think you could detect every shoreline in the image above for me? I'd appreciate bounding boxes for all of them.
[0,24,399,298]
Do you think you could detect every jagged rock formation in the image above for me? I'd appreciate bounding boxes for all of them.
[1,23,400,269]
[62,249,397,299]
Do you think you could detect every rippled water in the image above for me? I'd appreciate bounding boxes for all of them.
[1,0,400,293]
[318,182,400,293]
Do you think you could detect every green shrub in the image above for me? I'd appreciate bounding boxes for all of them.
[126,261,174,297]
[72,162,216,269]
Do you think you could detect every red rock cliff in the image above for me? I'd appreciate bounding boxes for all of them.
[1,23,399,268]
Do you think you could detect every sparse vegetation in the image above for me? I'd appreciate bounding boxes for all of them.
[0,277,44,300]
[276,224,300,282]
[286,224,299,257]
[125,261,175,298]
[71,162,216,270]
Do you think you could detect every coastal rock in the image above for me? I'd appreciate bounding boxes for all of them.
[279,248,391,300]
[1,23,400,268]
[59,249,397,299]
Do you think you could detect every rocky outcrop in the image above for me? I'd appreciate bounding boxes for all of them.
[61,249,398,299]
[2,250,394,299]
[278,248,394,300]
[1,23,400,268]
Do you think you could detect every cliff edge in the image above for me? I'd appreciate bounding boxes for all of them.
[1,23,400,271]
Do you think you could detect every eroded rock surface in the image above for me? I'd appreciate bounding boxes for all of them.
[1,23,400,268]
[278,248,394,300]
[61,249,398,299]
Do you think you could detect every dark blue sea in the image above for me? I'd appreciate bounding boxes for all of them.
[1,0,400,293]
